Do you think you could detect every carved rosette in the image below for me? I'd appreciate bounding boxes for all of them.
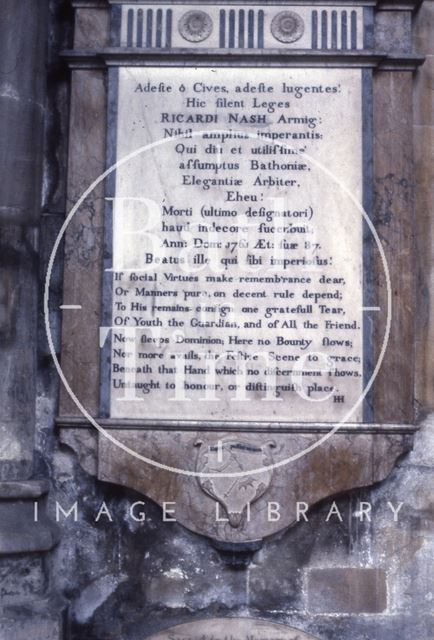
[270,11,304,44]
[178,10,213,43]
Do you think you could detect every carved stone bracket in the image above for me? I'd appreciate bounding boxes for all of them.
[60,424,414,543]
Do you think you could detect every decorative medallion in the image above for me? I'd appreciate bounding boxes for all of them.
[270,11,304,44]
[178,10,213,43]
[195,438,276,528]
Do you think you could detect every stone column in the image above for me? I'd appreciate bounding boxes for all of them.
[414,0,434,411]
[372,4,419,423]
[0,2,61,637]
[0,0,47,477]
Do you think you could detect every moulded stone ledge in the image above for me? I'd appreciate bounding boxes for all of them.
[0,480,50,500]
[0,484,60,556]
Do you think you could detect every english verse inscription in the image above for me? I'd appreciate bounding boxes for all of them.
[105,67,366,423]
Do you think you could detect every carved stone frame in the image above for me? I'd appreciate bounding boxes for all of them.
[57,0,422,543]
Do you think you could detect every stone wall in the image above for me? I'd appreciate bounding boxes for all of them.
[0,2,433,639]
[36,416,433,640]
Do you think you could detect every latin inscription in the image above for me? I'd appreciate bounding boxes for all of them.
[105,67,365,423]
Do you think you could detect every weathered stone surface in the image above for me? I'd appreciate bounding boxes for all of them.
[0,0,48,480]
[414,122,434,409]
[0,498,59,555]
[413,0,434,57]
[146,618,320,640]
[375,11,412,53]
[0,0,47,225]
[47,420,434,640]
[413,0,434,412]
[0,556,46,604]
[307,567,387,613]
[91,428,413,542]
[0,483,58,557]
[60,428,97,476]
[414,56,434,127]
[42,0,73,216]
[373,71,416,423]
[0,480,49,499]
[59,68,106,417]
[71,573,128,624]
[74,7,110,49]
[0,611,62,640]
[0,226,39,480]
[368,416,434,617]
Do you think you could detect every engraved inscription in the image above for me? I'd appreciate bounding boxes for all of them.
[105,67,365,424]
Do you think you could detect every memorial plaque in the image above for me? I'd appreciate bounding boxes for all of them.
[2,2,429,638]
[103,66,369,424]
[145,618,319,640]
[55,1,420,543]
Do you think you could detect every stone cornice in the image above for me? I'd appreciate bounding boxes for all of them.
[57,415,420,434]
[71,0,423,10]
[61,47,425,70]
